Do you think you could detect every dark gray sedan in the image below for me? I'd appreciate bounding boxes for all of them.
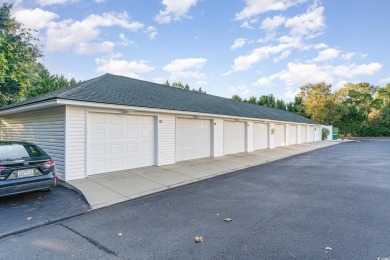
[0,141,58,197]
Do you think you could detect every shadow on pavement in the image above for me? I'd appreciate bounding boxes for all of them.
[0,185,90,238]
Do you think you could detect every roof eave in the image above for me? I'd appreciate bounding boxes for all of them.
[0,99,60,116]
[57,99,322,126]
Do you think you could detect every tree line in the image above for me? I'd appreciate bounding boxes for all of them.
[0,3,78,107]
[232,82,390,137]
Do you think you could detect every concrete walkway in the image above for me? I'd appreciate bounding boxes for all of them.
[68,141,341,209]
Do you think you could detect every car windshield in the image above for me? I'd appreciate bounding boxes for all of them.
[0,143,46,160]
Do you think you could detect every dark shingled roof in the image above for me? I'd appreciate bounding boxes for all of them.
[0,73,319,124]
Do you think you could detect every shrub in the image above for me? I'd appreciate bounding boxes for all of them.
[322,128,330,140]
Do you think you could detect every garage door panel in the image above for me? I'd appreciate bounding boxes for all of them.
[224,121,246,155]
[87,113,155,175]
[254,123,268,150]
[289,125,297,145]
[275,125,285,147]
[176,118,211,161]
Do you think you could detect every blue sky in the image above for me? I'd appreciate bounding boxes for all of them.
[9,0,390,100]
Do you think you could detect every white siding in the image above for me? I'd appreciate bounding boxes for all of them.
[65,106,87,180]
[300,125,307,143]
[157,114,175,166]
[315,126,322,141]
[0,107,66,179]
[213,119,223,157]
[308,126,315,142]
[269,123,275,149]
[246,122,254,152]
[254,123,268,150]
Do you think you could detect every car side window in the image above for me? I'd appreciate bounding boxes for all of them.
[25,145,45,157]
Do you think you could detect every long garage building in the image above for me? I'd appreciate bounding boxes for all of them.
[0,74,322,181]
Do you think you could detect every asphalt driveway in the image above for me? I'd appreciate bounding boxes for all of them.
[0,185,90,238]
[1,139,390,259]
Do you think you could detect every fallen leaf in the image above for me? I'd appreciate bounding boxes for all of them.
[224,218,233,222]
[194,236,203,243]
[117,233,123,237]
[27,217,32,221]
[325,246,332,251]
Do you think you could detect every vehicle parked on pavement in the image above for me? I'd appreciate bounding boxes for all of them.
[0,141,58,197]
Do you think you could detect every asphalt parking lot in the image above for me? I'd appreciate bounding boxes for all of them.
[0,185,90,238]
[1,139,390,259]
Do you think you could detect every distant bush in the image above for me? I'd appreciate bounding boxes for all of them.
[322,128,330,140]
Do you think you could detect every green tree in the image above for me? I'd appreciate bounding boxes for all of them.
[298,82,341,125]
[231,94,242,101]
[287,96,306,117]
[0,3,43,106]
[26,63,78,98]
[166,81,206,93]
[247,96,257,104]
[376,84,390,108]
[276,99,286,110]
[258,94,276,108]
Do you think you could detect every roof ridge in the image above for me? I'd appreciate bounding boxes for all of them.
[57,73,109,98]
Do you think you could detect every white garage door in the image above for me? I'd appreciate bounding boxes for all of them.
[224,121,246,155]
[288,125,297,145]
[87,113,155,175]
[176,118,211,161]
[274,124,286,147]
[300,126,307,143]
[254,123,268,150]
[308,126,315,142]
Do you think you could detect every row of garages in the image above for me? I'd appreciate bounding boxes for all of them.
[0,106,322,181]
[87,111,322,176]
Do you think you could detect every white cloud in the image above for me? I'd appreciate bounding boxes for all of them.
[154,0,198,24]
[230,38,248,50]
[235,0,307,20]
[332,63,382,78]
[45,12,143,53]
[13,8,58,31]
[75,41,115,54]
[313,48,339,62]
[313,43,328,49]
[163,58,207,80]
[95,58,154,79]
[341,52,355,61]
[95,0,106,3]
[35,0,77,6]
[254,62,382,88]
[285,5,325,38]
[145,26,158,39]
[379,77,390,84]
[254,77,273,86]
[261,15,286,31]
[274,50,291,62]
[118,33,134,46]
[226,38,301,74]
[334,80,348,91]
[228,85,251,97]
